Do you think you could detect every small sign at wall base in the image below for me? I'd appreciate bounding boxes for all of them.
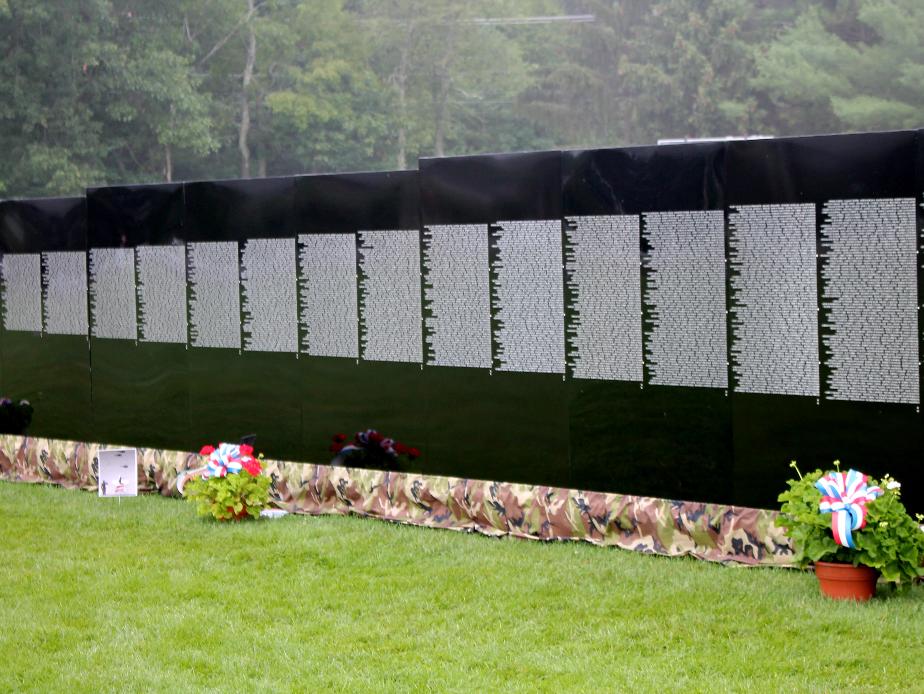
[98,448,138,498]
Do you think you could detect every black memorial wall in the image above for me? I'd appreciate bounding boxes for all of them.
[183,176,303,461]
[419,150,570,486]
[0,197,92,442]
[562,142,733,503]
[0,130,921,511]
[725,131,922,507]
[295,170,424,466]
[86,182,190,451]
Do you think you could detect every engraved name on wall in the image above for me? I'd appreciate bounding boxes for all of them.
[187,241,241,349]
[42,252,88,336]
[820,198,919,404]
[1,253,42,332]
[564,215,642,381]
[642,210,727,388]
[728,204,819,397]
[490,219,565,374]
[422,224,491,369]
[298,233,358,359]
[241,238,297,353]
[89,248,137,340]
[135,245,187,344]
[357,229,422,363]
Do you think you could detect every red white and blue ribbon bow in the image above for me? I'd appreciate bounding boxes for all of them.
[204,443,249,479]
[815,469,883,549]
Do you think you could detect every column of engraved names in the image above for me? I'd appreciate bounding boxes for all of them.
[1,254,41,332]
[565,215,642,381]
[422,224,491,368]
[642,211,727,388]
[728,204,818,396]
[298,234,358,358]
[89,248,137,340]
[187,241,241,349]
[820,198,918,404]
[136,246,187,343]
[42,252,88,335]
[491,219,565,374]
[357,230,422,363]
[240,238,297,353]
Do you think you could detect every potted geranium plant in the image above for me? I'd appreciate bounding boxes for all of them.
[777,460,924,600]
[182,442,270,521]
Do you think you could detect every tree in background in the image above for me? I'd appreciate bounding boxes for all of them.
[0,0,922,198]
[262,0,393,175]
[175,0,297,180]
[361,0,554,169]
[93,2,217,182]
[755,0,924,134]
[0,1,215,196]
[0,1,111,196]
[525,0,773,148]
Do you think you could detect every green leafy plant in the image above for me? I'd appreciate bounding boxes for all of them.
[777,461,924,586]
[185,471,270,521]
[183,442,270,521]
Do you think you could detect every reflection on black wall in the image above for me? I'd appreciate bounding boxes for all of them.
[0,197,91,441]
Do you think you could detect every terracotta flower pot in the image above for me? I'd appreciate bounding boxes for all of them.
[814,561,879,601]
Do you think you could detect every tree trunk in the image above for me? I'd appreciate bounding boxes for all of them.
[394,24,413,170]
[432,21,458,158]
[239,0,257,179]
[164,143,173,182]
[433,76,449,158]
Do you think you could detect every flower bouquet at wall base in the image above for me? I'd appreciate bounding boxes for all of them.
[777,460,924,599]
[183,443,270,521]
[0,398,33,435]
[329,430,420,471]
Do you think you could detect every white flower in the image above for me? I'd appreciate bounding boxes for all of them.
[887,480,901,490]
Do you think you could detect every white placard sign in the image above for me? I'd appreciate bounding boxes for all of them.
[97,448,138,498]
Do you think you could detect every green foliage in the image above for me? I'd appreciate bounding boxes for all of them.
[263,0,392,174]
[184,470,270,521]
[777,464,924,586]
[2,1,924,196]
[755,0,924,134]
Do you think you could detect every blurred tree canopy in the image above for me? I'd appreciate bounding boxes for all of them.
[0,0,921,197]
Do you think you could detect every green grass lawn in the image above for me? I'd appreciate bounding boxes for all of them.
[1,482,922,693]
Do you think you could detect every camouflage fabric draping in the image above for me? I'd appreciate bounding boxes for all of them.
[0,435,794,566]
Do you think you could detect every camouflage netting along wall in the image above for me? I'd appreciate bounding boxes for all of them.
[0,435,795,566]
